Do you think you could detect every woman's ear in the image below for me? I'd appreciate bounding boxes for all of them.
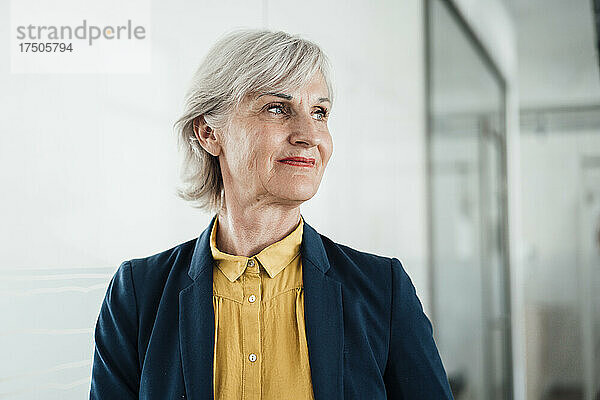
[193,115,221,157]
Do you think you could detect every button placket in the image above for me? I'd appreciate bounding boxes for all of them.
[241,257,261,398]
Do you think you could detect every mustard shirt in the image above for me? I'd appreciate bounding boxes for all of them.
[209,215,315,400]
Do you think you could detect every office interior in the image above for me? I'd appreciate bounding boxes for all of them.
[0,0,599,399]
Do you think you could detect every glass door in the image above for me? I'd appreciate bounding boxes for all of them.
[426,1,512,399]
[579,157,600,400]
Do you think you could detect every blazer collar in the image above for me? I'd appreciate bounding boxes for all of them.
[187,214,217,281]
[181,213,343,400]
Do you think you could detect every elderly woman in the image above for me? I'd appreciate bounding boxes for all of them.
[90,29,453,400]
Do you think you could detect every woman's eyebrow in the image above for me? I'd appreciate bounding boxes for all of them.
[256,92,293,100]
[254,92,330,104]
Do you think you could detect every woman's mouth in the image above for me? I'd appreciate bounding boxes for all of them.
[277,157,316,168]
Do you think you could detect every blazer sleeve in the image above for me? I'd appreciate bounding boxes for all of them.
[383,257,454,400]
[90,261,140,399]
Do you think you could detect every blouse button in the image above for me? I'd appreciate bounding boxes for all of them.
[248,294,256,303]
[247,259,255,267]
[248,353,257,362]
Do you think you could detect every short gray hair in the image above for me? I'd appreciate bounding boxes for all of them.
[173,28,334,213]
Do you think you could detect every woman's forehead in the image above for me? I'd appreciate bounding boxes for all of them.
[248,91,330,107]
[252,83,329,103]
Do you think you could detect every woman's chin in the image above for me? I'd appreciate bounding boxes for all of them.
[271,183,319,202]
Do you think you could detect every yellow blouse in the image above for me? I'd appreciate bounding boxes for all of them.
[209,214,315,400]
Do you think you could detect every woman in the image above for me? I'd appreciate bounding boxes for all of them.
[90,29,454,400]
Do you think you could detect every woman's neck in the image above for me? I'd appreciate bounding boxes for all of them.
[215,204,301,257]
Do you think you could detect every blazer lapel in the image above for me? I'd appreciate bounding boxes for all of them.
[178,214,345,400]
[179,214,217,400]
[301,216,345,400]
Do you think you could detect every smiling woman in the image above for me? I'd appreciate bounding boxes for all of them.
[193,72,333,215]
[174,29,335,217]
[89,28,454,400]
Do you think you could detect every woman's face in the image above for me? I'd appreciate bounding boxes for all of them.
[218,72,333,207]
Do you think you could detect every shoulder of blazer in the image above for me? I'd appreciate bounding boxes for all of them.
[313,232,397,290]
[122,229,401,306]
[125,237,198,306]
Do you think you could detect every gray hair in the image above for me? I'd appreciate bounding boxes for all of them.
[173,28,335,213]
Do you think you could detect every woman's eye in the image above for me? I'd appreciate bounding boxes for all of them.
[267,104,285,115]
[313,109,328,121]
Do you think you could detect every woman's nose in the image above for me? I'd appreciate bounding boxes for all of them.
[288,113,321,147]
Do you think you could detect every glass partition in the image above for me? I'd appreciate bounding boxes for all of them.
[426,1,512,399]
[520,105,600,400]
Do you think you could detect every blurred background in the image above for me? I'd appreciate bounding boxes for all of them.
[1,0,599,398]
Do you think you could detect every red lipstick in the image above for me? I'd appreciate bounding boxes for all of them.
[277,157,316,167]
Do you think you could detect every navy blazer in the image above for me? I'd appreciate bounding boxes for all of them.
[90,214,454,399]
